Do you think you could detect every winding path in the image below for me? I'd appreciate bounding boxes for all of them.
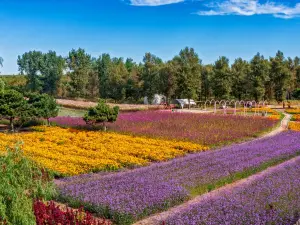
[259,112,291,138]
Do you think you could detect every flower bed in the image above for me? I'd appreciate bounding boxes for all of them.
[289,121,300,131]
[108,111,277,145]
[292,114,300,121]
[50,112,278,145]
[0,127,208,176]
[285,109,300,114]
[163,157,300,225]
[57,131,300,224]
[34,200,111,225]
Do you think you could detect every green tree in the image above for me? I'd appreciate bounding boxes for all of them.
[87,58,99,99]
[17,51,43,92]
[285,56,300,99]
[174,47,201,108]
[66,48,92,97]
[40,51,65,96]
[200,65,213,101]
[0,90,29,131]
[27,93,59,125]
[211,56,232,99]
[83,100,119,131]
[124,58,142,102]
[269,51,291,103]
[109,57,129,101]
[125,58,135,73]
[231,58,251,100]
[159,61,177,104]
[0,79,5,95]
[296,66,300,88]
[249,53,270,101]
[141,53,163,103]
[98,53,112,99]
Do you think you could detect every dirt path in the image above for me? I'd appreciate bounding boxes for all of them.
[134,156,300,225]
[259,112,291,139]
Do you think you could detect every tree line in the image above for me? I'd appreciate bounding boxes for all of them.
[1,47,300,103]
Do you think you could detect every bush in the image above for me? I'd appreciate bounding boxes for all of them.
[83,100,119,131]
[34,200,111,225]
[0,146,56,225]
[27,93,59,125]
[0,90,28,131]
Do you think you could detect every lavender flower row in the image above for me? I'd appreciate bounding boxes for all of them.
[164,156,300,225]
[58,131,300,224]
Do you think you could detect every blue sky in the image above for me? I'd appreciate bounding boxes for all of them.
[0,0,300,74]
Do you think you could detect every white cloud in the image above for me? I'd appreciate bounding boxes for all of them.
[197,0,300,19]
[130,0,184,6]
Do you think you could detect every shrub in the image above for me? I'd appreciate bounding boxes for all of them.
[0,90,29,131]
[0,146,55,225]
[34,200,111,225]
[27,93,59,125]
[83,100,119,131]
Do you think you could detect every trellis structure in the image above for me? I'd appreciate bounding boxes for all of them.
[204,99,269,116]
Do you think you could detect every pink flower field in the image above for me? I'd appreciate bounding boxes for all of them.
[51,111,278,145]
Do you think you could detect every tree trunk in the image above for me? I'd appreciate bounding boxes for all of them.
[10,118,14,132]
[103,122,107,131]
[47,118,50,126]
[188,99,191,109]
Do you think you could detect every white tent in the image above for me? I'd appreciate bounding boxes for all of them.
[144,94,166,105]
[174,99,196,108]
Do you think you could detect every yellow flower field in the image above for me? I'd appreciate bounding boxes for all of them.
[0,126,208,176]
[285,109,300,114]
[289,122,300,131]
[293,114,300,121]
[250,108,280,115]
[267,115,281,120]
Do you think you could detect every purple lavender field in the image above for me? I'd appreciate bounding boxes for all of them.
[164,156,300,225]
[57,131,300,224]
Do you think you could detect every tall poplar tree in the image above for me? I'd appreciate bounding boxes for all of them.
[174,47,201,108]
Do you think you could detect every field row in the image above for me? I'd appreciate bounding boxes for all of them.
[51,111,278,145]
[0,126,208,176]
[57,131,300,224]
[162,156,300,225]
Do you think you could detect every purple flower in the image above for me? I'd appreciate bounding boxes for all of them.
[57,131,300,223]
[164,156,300,225]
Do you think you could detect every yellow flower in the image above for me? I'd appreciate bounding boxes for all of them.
[286,109,300,114]
[289,122,300,131]
[0,126,209,176]
[293,114,300,121]
[268,115,280,120]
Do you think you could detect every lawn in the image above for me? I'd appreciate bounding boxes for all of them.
[58,107,86,117]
